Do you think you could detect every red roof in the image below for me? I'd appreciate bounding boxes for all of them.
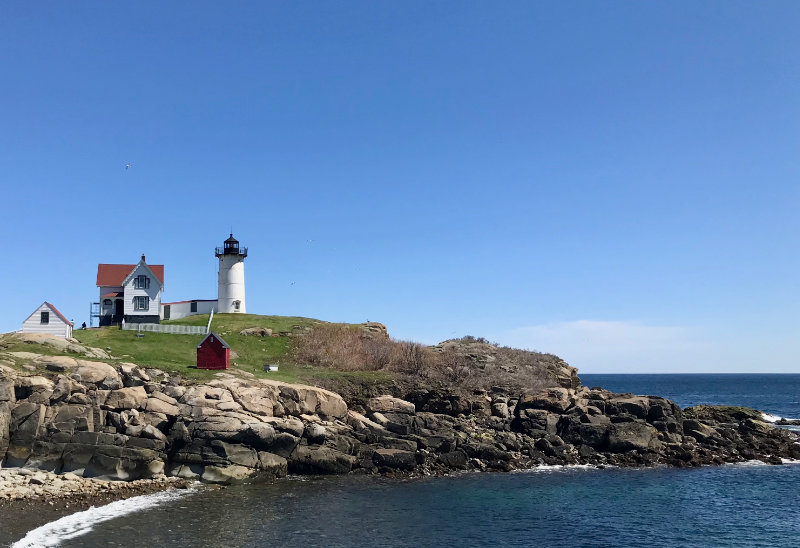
[45,302,73,326]
[96,263,164,286]
[101,291,123,298]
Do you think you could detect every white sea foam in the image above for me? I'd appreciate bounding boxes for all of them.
[11,487,196,548]
[727,459,769,467]
[516,464,601,473]
[761,412,800,422]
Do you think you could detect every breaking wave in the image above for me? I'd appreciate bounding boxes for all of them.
[11,487,196,548]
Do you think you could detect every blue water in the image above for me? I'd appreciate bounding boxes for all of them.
[581,374,800,419]
[9,374,800,547]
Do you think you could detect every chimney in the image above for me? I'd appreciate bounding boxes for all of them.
[141,254,146,262]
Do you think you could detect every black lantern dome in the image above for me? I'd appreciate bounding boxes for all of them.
[215,233,248,257]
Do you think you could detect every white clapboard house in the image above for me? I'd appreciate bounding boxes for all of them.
[21,302,74,338]
[96,255,164,325]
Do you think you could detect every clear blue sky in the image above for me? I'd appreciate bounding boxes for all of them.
[2,2,798,373]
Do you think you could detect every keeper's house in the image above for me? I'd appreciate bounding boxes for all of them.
[96,255,164,326]
[21,302,73,338]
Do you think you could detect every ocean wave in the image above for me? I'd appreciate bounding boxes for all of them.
[762,412,800,424]
[515,464,601,474]
[724,459,800,468]
[11,486,196,548]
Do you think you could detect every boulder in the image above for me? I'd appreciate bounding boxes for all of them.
[269,432,301,458]
[105,386,148,410]
[491,402,510,419]
[304,423,327,445]
[120,363,151,387]
[239,327,273,337]
[372,448,416,471]
[257,452,288,476]
[437,449,468,469]
[288,446,355,475]
[511,408,558,436]
[239,422,277,450]
[51,404,94,433]
[143,397,179,416]
[406,390,474,416]
[208,440,260,468]
[367,395,415,415]
[684,405,763,424]
[37,356,121,389]
[0,379,16,403]
[360,322,389,339]
[683,420,720,443]
[606,396,650,419]
[516,388,572,414]
[229,385,278,416]
[606,422,661,453]
[742,419,773,434]
[201,464,254,484]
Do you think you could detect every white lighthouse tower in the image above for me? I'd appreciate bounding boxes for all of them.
[216,234,247,313]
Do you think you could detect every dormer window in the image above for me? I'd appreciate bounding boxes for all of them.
[134,275,150,289]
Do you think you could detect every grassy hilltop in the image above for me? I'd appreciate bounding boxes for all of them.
[2,313,576,395]
[67,314,388,385]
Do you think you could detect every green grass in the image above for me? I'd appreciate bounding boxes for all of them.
[64,313,392,385]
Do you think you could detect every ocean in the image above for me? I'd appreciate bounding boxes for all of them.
[5,374,800,548]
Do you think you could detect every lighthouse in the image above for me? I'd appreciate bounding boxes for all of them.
[216,234,247,313]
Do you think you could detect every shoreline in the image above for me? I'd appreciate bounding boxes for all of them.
[4,458,800,547]
[0,469,192,547]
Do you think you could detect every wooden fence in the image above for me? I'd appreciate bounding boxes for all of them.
[122,322,207,335]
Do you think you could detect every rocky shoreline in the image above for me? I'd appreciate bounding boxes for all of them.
[0,467,190,506]
[2,335,800,501]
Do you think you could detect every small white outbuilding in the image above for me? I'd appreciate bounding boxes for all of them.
[21,302,73,338]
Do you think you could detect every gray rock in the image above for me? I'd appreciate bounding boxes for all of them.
[239,327,273,337]
[491,402,510,419]
[607,422,661,453]
[304,423,327,445]
[437,449,468,469]
[201,464,254,484]
[367,395,415,415]
[105,387,148,410]
[257,452,288,476]
[289,446,355,475]
[372,448,416,470]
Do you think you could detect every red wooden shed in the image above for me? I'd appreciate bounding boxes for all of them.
[197,332,230,370]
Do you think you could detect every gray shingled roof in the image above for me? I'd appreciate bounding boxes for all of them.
[197,331,230,349]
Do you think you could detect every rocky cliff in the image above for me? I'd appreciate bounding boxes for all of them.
[1,335,798,485]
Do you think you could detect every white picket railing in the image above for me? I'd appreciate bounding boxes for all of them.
[122,322,207,335]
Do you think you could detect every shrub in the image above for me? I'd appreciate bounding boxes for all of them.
[291,324,560,392]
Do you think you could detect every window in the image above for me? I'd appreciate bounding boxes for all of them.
[40,311,49,324]
[190,301,198,313]
[233,300,240,311]
[134,275,150,289]
[134,296,149,311]
[103,299,112,306]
